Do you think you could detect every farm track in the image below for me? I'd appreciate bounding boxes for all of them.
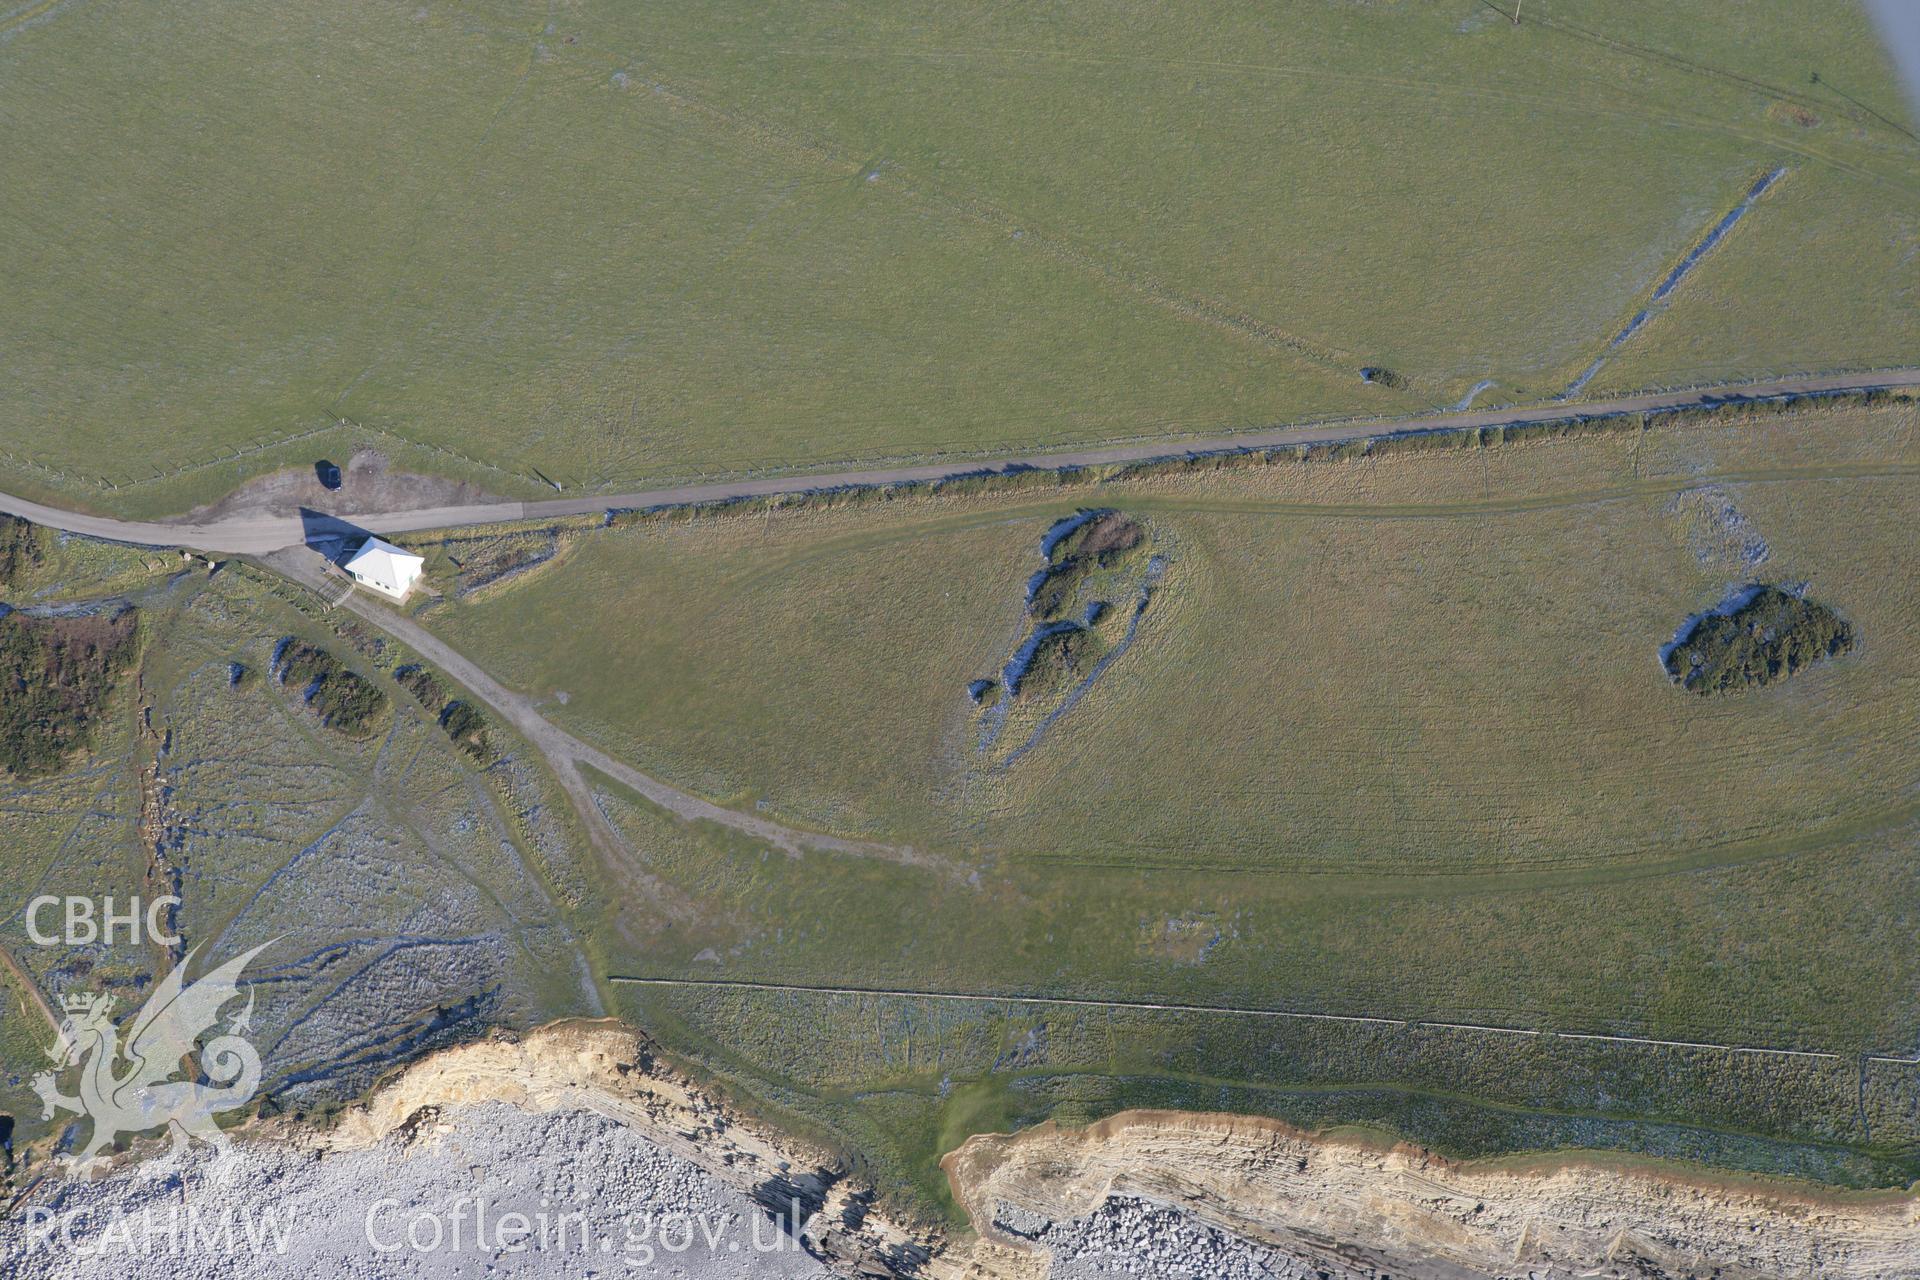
[259,548,936,877]
[3,369,1917,555]
[0,372,1914,901]
[610,974,1920,1068]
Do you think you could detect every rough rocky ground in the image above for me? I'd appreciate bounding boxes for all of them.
[0,1022,962,1279]
[0,1020,1329,1280]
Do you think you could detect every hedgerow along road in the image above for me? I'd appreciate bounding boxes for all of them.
[3,368,1916,555]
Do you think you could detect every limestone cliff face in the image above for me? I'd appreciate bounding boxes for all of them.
[24,1020,1918,1278]
[326,1024,1920,1278]
[943,1109,1920,1279]
[314,1019,1005,1279]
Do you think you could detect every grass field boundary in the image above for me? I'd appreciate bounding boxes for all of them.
[1524,10,1919,145]
[1559,164,1791,400]
[611,975,1888,1065]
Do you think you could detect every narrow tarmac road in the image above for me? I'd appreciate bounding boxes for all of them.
[4,369,1915,553]
[4,369,1914,906]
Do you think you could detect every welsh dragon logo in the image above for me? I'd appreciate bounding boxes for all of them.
[31,943,269,1177]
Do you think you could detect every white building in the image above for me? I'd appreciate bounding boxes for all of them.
[339,536,425,601]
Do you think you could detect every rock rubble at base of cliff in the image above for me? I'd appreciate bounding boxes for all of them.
[1002,1195,1369,1280]
[2,1102,835,1280]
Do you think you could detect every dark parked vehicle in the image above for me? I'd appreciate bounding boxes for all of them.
[316,460,343,490]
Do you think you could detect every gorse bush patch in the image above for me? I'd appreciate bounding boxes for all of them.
[396,663,490,761]
[0,608,138,777]
[1664,587,1855,694]
[277,640,388,736]
[0,516,44,589]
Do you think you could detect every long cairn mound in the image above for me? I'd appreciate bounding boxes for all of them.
[972,510,1163,767]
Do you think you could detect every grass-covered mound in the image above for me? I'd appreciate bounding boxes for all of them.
[396,662,449,710]
[1664,586,1854,695]
[437,701,489,761]
[276,640,388,737]
[1028,511,1146,624]
[0,607,138,777]
[968,510,1164,770]
[975,510,1156,709]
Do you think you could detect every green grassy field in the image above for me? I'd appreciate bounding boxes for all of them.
[3,402,1916,1214]
[410,397,1920,1217]
[428,398,1920,875]
[1596,164,1920,394]
[2,1,1913,515]
[5,0,1919,1228]
[593,775,1920,1217]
